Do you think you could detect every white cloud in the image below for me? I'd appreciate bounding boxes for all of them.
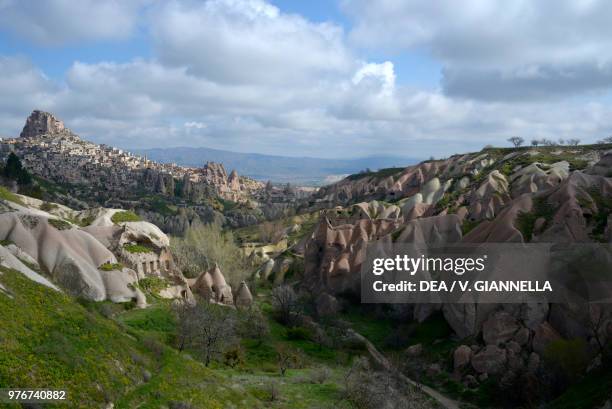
[0,0,143,45]
[184,121,207,129]
[342,0,612,100]
[151,0,356,85]
[2,0,612,159]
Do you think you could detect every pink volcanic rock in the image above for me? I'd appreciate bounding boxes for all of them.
[303,213,462,296]
[532,322,562,355]
[471,345,507,375]
[462,194,533,243]
[482,311,521,346]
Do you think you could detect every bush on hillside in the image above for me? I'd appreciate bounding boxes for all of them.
[170,223,250,285]
[111,211,141,224]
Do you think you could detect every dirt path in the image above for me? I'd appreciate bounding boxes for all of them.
[351,329,461,409]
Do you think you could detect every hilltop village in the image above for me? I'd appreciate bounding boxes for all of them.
[0,110,262,204]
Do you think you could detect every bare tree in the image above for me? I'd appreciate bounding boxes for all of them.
[258,220,285,244]
[558,138,566,145]
[507,136,525,147]
[275,344,303,376]
[173,300,199,352]
[531,139,540,147]
[587,304,612,358]
[566,138,581,146]
[175,301,237,366]
[541,138,556,146]
[271,285,300,325]
[597,136,612,144]
[238,307,269,346]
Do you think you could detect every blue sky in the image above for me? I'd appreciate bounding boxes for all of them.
[1,0,612,159]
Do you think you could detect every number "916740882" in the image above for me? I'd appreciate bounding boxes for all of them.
[0,389,67,402]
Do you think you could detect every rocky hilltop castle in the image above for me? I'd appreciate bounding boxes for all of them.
[0,110,263,205]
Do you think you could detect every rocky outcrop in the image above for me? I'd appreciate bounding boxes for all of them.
[20,110,65,138]
[482,311,521,346]
[471,345,507,375]
[190,264,234,305]
[0,199,145,303]
[453,345,473,371]
[234,281,253,309]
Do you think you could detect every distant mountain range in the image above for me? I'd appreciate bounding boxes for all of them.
[133,146,419,185]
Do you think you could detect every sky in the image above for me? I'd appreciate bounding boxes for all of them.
[1,0,612,159]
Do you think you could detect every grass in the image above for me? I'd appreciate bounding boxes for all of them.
[547,362,612,409]
[146,196,178,217]
[346,167,405,182]
[118,304,176,343]
[111,211,141,224]
[99,262,123,271]
[503,150,589,173]
[137,277,170,294]
[340,305,394,350]
[48,218,73,230]
[0,239,14,246]
[0,186,25,206]
[0,263,435,409]
[123,243,153,254]
[0,266,155,408]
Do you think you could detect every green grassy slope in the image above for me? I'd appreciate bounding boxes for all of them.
[0,267,259,409]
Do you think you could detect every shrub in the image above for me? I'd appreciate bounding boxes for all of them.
[170,223,250,285]
[142,336,165,361]
[40,201,58,212]
[123,243,153,254]
[111,211,141,224]
[258,220,285,244]
[48,218,72,230]
[137,277,169,293]
[99,262,123,271]
[286,326,310,341]
[271,285,300,326]
[276,344,305,376]
[544,338,589,381]
[223,345,245,368]
[238,307,269,345]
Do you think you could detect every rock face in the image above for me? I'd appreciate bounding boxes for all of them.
[0,197,146,304]
[532,322,562,355]
[303,212,461,296]
[81,209,176,280]
[482,311,520,346]
[453,345,473,371]
[20,110,65,138]
[3,111,268,228]
[296,145,612,371]
[471,345,507,375]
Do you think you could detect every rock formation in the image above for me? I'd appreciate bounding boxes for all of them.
[235,281,253,309]
[0,196,147,305]
[297,144,612,384]
[189,266,256,309]
[20,110,65,138]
